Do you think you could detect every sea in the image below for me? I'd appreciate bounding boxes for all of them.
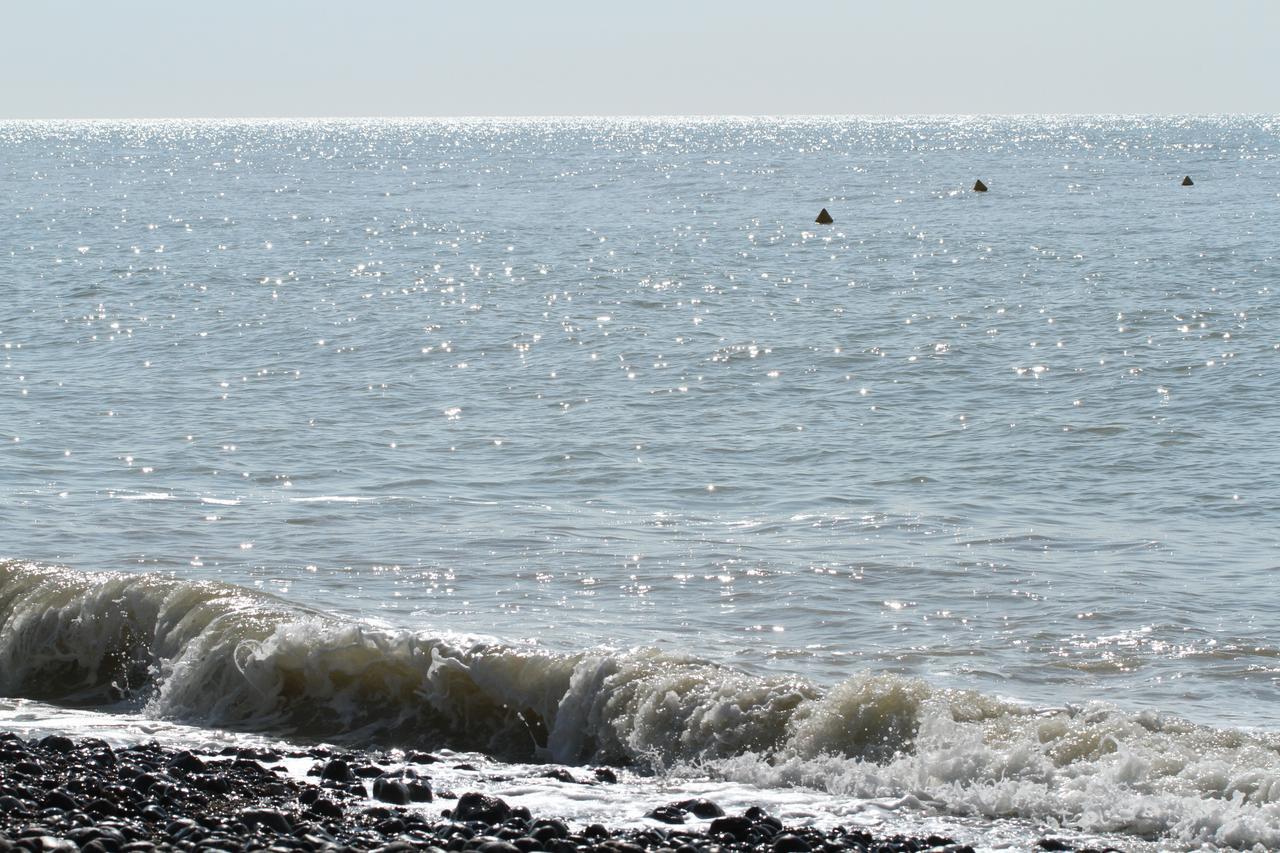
[2,115,1279,850]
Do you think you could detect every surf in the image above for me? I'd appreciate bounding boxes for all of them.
[5,560,1280,847]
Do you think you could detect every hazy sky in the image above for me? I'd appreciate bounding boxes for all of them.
[3,0,1277,118]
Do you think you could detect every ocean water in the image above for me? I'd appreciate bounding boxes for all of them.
[2,115,1280,850]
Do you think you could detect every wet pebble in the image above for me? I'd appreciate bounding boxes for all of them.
[770,833,810,852]
[320,758,356,784]
[646,805,686,825]
[453,792,513,825]
[372,777,411,805]
[677,799,724,819]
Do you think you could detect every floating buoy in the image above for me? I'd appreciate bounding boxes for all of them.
[1182,176,1194,186]
[973,179,988,192]
[815,208,834,224]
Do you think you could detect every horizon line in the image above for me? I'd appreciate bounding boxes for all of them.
[2,111,1275,122]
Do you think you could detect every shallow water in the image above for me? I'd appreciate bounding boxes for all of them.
[3,116,1280,849]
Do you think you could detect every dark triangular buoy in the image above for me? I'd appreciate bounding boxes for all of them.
[815,208,834,224]
[1182,176,1194,186]
[972,179,988,192]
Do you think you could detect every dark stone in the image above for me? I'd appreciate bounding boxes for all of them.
[85,798,121,817]
[103,784,139,807]
[477,843,522,853]
[512,838,541,853]
[320,758,356,784]
[36,736,74,753]
[63,829,102,846]
[678,798,724,819]
[407,779,434,802]
[772,833,811,853]
[593,768,618,784]
[637,831,669,847]
[238,809,292,835]
[602,843,645,853]
[454,793,512,826]
[1037,841,1072,852]
[139,805,167,823]
[540,768,577,784]
[166,752,205,774]
[371,778,411,805]
[0,796,31,816]
[646,806,685,825]
[130,773,160,793]
[709,816,753,841]
[354,764,385,778]
[973,179,988,192]
[229,757,270,776]
[406,751,438,764]
[542,840,577,853]
[375,818,406,835]
[163,818,197,837]
[815,208,834,225]
[1182,176,1194,186]
[527,824,558,845]
[371,844,417,853]
[87,749,117,768]
[307,798,343,819]
[189,774,231,796]
[38,791,78,813]
[91,828,126,848]
[530,820,568,842]
[298,830,337,847]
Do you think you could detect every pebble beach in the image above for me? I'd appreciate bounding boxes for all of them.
[0,733,1009,853]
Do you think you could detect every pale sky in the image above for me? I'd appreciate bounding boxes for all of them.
[2,0,1276,118]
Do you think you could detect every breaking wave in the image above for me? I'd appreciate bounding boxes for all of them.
[3,560,1280,849]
